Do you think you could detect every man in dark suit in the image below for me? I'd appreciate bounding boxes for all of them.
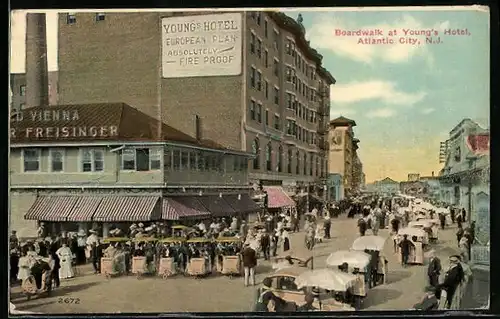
[439,255,464,309]
[413,286,440,310]
[398,235,414,267]
[427,250,441,288]
[260,231,270,260]
[242,243,257,287]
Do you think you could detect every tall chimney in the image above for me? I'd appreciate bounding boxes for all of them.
[432,171,435,177]
[25,13,49,108]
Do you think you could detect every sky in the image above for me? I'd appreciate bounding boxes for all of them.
[10,8,490,183]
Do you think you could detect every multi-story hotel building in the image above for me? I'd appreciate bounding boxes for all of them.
[56,11,335,196]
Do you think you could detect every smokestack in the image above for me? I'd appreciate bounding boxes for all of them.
[25,13,49,108]
[432,171,434,177]
[195,115,202,141]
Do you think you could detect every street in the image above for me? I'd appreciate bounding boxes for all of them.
[10,216,461,313]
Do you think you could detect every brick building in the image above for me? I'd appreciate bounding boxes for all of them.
[10,71,59,112]
[56,11,335,196]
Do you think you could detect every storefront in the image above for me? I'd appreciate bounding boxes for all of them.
[10,103,259,239]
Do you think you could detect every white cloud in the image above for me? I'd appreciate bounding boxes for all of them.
[366,108,396,118]
[421,107,435,114]
[330,108,357,119]
[307,14,450,64]
[331,80,426,105]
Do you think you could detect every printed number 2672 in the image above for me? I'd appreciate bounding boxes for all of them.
[58,298,80,304]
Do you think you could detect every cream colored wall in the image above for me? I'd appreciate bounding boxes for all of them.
[166,170,248,186]
[328,127,347,176]
[10,146,165,186]
[10,191,39,239]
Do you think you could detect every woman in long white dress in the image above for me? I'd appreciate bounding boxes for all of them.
[56,243,74,279]
[17,251,32,281]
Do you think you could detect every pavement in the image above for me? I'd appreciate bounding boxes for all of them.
[10,216,466,313]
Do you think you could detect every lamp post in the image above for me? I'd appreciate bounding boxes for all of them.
[466,155,478,223]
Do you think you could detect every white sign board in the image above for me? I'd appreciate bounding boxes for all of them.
[161,13,243,78]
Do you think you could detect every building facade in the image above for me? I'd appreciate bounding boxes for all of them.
[10,103,258,239]
[438,119,489,239]
[327,116,362,198]
[55,11,335,194]
[326,173,342,202]
[10,71,59,112]
[371,177,400,195]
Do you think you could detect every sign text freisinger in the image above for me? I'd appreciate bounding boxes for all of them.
[10,109,119,139]
[162,13,242,78]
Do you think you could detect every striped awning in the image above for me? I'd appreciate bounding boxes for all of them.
[224,194,260,213]
[263,186,296,208]
[24,196,79,222]
[198,195,237,217]
[92,196,160,222]
[162,198,211,220]
[66,196,104,222]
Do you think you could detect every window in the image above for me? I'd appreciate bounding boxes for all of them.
[197,151,206,171]
[257,103,262,123]
[265,109,269,126]
[296,151,300,174]
[286,40,292,55]
[95,12,105,21]
[264,50,269,68]
[273,30,279,49]
[250,33,256,53]
[274,87,279,105]
[264,20,268,37]
[256,39,262,58]
[277,145,283,172]
[173,149,181,170]
[49,149,64,172]
[286,119,294,135]
[19,103,25,110]
[266,143,272,171]
[310,154,314,176]
[287,148,293,173]
[256,71,262,91]
[286,93,294,109]
[121,148,161,171]
[286,67,293,82]
[250,67,256,88]
[181,151,189,170]
[164,149,172,170]
[121,149,136,170]
[81,149,104,172]
[252,139,260,169]
[67,13,76,24]
[23,149,40,172]
[250,100,256,120]
[150,149,162,170]
[136,148,150,171]
[274,114,280,130]
[20,85,26,96]
[265,81,269,99]
[316,157,320,177]
[273,59,280,77]
[303,153,307,175]
[256,12,261,25]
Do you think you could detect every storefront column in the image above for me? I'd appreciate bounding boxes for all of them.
[102,223,110,238]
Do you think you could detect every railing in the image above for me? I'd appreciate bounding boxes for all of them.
[470,245,490,265]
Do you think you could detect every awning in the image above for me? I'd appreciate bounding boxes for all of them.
[24,196,78,222]
[223,194,260,213]
[197,195,237,216]
[162,198,211,220]
[92,196,160,222]
[174,196,210,213]
[66,196,104,222]
[263,186,296,208]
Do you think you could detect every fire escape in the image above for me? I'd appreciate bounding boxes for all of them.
[317,84,330,181]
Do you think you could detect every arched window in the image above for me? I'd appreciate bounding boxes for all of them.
[296,151,300,174]
[287,148,293,173]
[277,145,283,172]
[303,153,307,175]
[252,138,260,169]
[266,142,272,171]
